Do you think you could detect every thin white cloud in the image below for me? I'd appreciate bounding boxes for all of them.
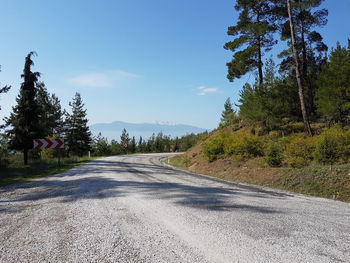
[197,86,218,96]
[69,70,139,88]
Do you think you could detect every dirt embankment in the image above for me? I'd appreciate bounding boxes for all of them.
[170,141,350,203]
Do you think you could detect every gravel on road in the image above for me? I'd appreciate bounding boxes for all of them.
[1,153,349,263]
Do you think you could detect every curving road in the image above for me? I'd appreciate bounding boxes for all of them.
[0,153,349,263]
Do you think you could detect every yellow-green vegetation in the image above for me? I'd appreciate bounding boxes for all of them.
[169,125,350,202]
[0,156,96,187]
[202,126,350,167]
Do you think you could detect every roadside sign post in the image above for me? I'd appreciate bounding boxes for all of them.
[33,138,65,165]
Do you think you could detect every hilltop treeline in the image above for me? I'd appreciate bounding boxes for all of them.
[90,129,208,157]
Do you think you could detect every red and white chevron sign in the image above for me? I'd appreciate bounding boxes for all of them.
[33,138,64,149]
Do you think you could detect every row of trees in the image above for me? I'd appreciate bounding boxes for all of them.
[91,129,207,157]
[237,44,350,129]
[223,0,350,134]
[1,52,92,164]
[1,52,205,165]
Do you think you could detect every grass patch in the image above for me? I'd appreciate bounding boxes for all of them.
[169,154,350,202]
[0,156,98,187]
[276,165,350,201]
[168,154,190,168]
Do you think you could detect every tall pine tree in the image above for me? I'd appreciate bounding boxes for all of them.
[36,82,64,137]
[5,52,42,164]
[65,92,92,157]
[224,0,277,85]
[285,0,321,135]
[274,0,328,133]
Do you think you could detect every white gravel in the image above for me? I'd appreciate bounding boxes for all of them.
[0,153,349,263]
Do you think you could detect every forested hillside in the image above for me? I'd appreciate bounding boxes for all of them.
[223,0,349,131]
[171,0,350,201]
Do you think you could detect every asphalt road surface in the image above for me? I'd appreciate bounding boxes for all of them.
[1,153,350,263]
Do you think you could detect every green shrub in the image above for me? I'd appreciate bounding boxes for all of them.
[314,128,343,164]
[265,142,283,167]
[281,122,305,135]
[287,156,308,168]
[202,132,227,161]
[40,149,57,160]
[285,136,316,167]
[224,131,264,158]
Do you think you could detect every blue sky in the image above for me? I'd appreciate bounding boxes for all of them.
[0,0,349,130]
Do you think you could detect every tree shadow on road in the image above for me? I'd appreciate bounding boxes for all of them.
[0,158,289,215]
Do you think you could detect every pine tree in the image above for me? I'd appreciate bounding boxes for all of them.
[239,83,267,124]
[36,82,64,137]
[92,132,110,156]
[286,0,314,135]
[65,92,92,157]
[224,0,277,85]
[155,132,165,153]
[276,0,328,77]
[5,52,42,164]
[238,59,300,129]
[137,136,143,152]
[163,135,171,152]
[173,137,179,152]
[110,139,122,155]
[273,0,328,132]
[316,43,350,125]
[219,98,238,128]
[120,128,130,154]
[131,136,136,153]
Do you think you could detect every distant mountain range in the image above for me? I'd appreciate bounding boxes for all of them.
[90,121,207,141]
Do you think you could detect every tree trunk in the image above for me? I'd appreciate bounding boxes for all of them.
[300,18,315,117]
[300,24,308,80]
[256,11,263,86]
[24,149,28,165]
[257,37,264,86]
[287,0,312,136]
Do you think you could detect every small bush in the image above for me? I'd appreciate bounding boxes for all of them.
[40,149,57,160]
[286,136,316,167]
[287,156,308,168]
[314,128,343,164]
[202,132,227,161]
[265,142,283,167]
[281,122,305,135]
[224,131,264,158]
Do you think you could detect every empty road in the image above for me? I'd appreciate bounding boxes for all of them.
[1,153,349,262]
